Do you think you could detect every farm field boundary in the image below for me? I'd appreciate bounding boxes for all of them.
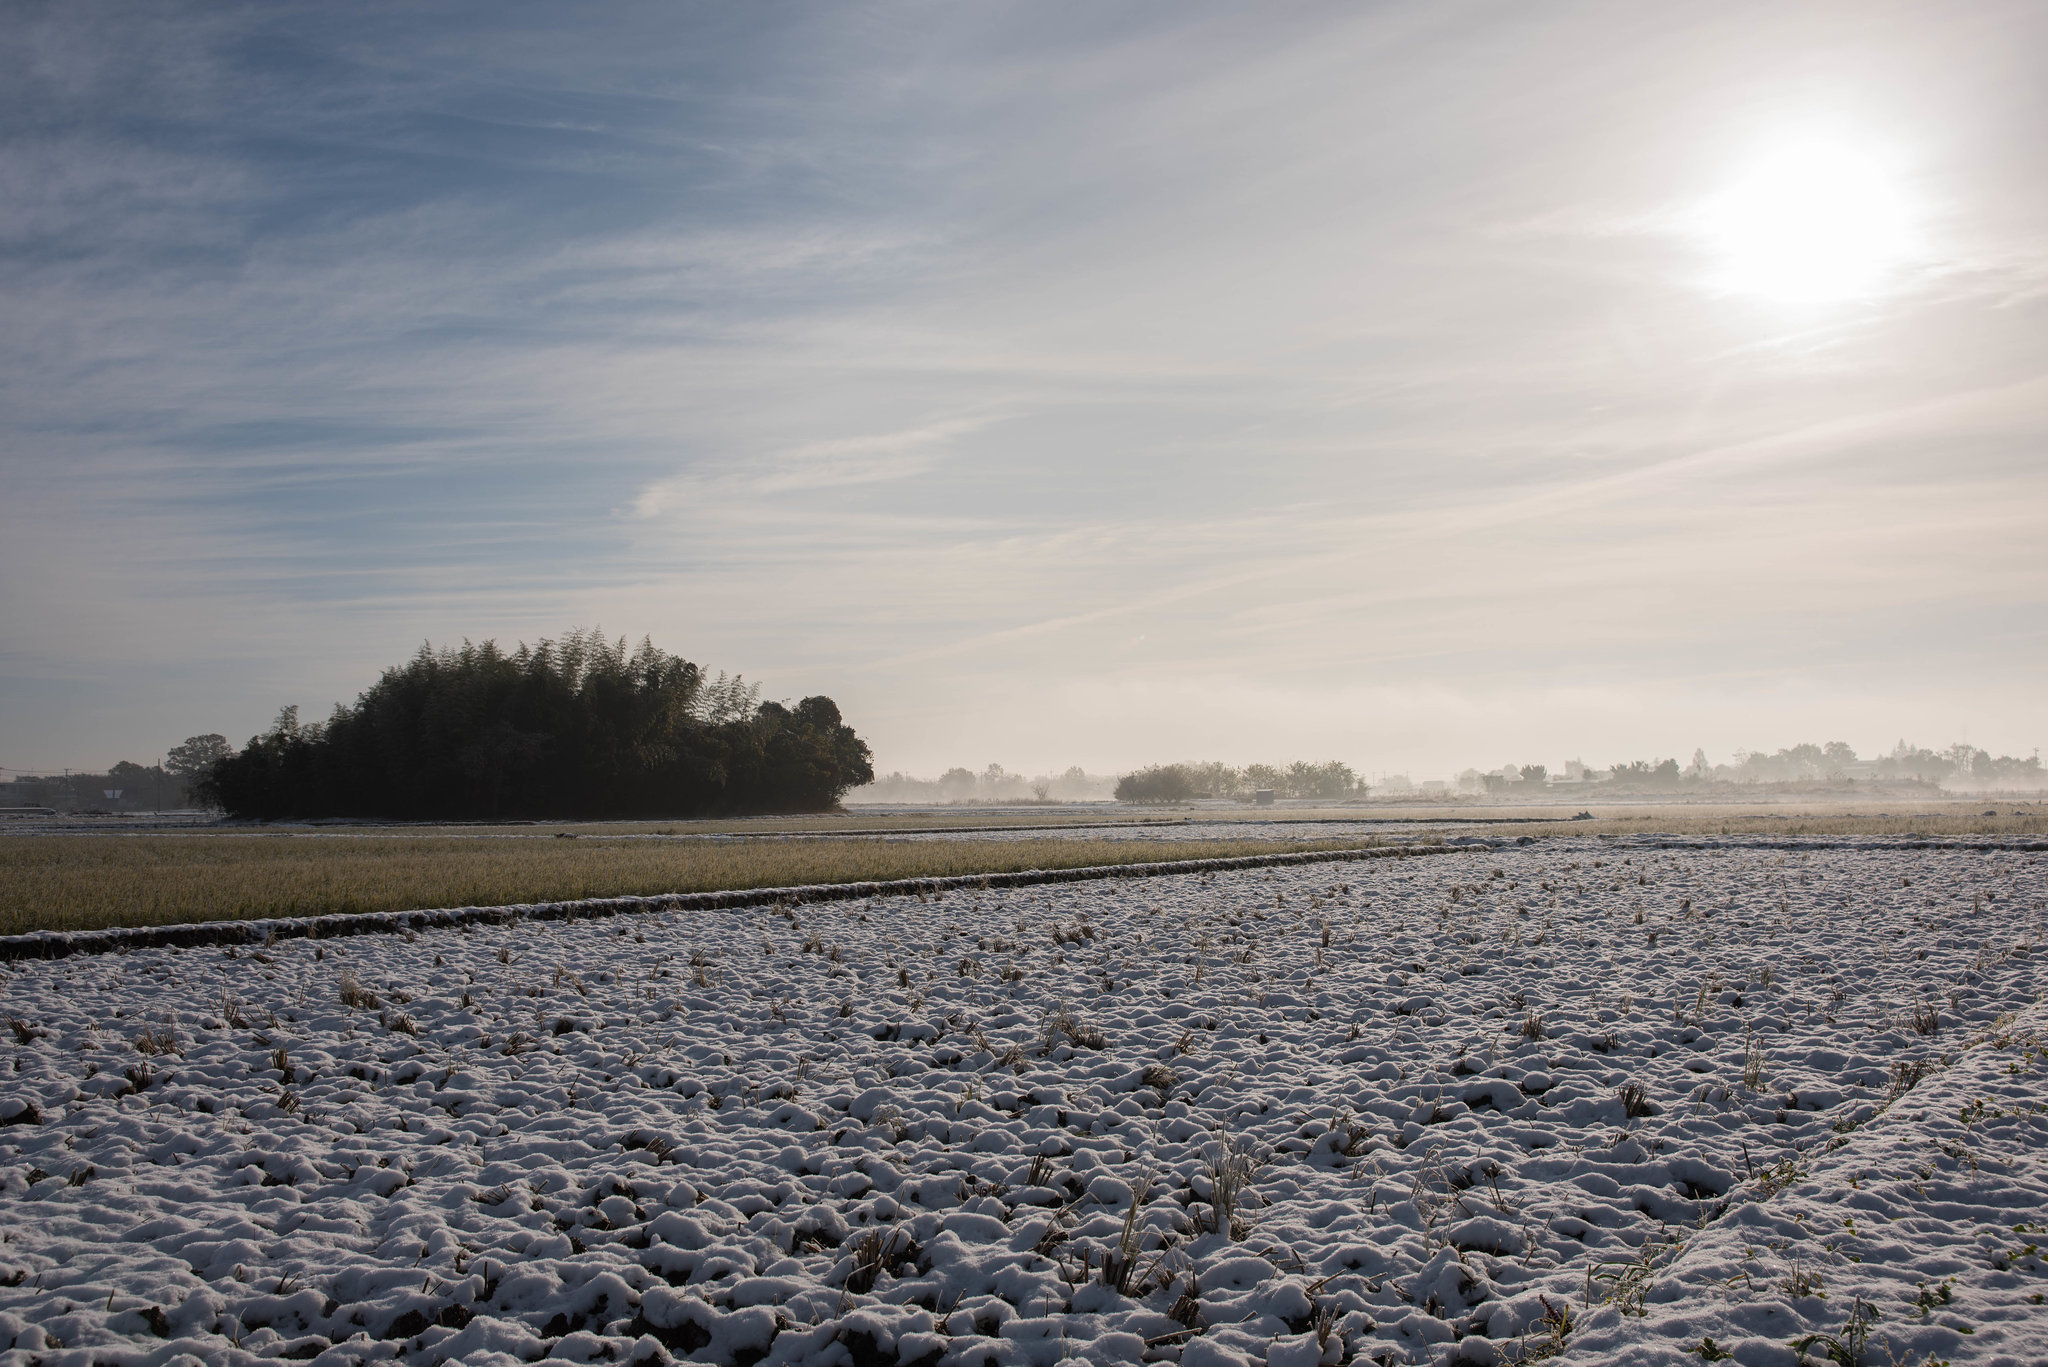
[0,841,1462,961]
[1597,835,2048,853]
[620,814,1589,839]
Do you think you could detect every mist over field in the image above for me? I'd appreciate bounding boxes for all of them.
[847,740,2046,807]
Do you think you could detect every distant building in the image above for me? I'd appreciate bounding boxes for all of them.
[1253,789,1275,806]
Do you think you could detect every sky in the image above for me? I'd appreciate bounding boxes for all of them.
[3,0,2044,781]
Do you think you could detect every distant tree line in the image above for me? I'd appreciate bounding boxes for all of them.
[198,631,873,820]
[1473,739,2043,793]
[855,765,1114,804]
[1114,760,1366,803]
[1724,740,2040,786]
[1,735,230,812]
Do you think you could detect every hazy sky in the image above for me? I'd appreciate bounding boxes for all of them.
[3,1,2044,779]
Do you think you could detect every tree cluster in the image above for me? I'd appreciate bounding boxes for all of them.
[198,631,872,820]
[0,737,230,812]
[1645,741,2041,788]
[859,765,1110,804]
[1113,760,1365,803]
[1493,740,2045,791]
[1601,758,1684,788]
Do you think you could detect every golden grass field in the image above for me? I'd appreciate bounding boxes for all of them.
[0,832,1387,935]
[2,799,2036,936]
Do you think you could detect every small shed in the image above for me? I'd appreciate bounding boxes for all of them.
[1253,788,1276,806]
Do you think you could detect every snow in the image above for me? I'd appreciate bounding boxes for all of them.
[0,838,2043,1366]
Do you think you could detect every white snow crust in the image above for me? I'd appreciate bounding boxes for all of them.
[1,839,2043,1367]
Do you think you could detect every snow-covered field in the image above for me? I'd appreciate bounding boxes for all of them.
[2,839,2043,1367]
[514,820,1412,846]
[879,823,1427,845]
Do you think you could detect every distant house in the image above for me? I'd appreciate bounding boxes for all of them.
[1253,789,1275,806]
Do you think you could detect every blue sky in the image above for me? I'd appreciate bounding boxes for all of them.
[3,1,2044,778]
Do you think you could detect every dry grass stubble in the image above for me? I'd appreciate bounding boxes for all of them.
[0,834,1387,935]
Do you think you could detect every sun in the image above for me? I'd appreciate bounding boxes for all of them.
[1696,132,1915,304]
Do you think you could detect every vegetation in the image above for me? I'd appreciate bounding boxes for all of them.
[200,631,873,821]
[1492,740,2045,793]
[1728,739,2042,786]
[1115,764,1212,802]
[167,734,232,788]
[0,735,231,814]
[1115,760,1365,802]
[3,760,184,814]
[885,764,1111,803]
[0,832,1384,935]
[1485,808,2045,841]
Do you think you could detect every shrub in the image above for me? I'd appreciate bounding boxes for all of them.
[1115,765,1207,802]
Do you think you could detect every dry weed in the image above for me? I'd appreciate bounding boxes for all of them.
[0,833,1379,935]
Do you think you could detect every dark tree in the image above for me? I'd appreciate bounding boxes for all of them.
[166,733,232,807]
[166,734,231,782]
[1115,764,1203,802]
[200,631,872,820]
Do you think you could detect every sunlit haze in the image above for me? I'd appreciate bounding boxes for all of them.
[1697,130,1919,303]
[2,2,2043,782]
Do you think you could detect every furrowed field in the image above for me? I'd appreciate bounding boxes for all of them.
[0,836,2042,1365]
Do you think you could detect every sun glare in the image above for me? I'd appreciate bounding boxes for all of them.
[1698,132,1915,304]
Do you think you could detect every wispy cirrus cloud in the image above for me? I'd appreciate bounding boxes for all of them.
[629,414,1002,518]
[2,1,2043,775]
